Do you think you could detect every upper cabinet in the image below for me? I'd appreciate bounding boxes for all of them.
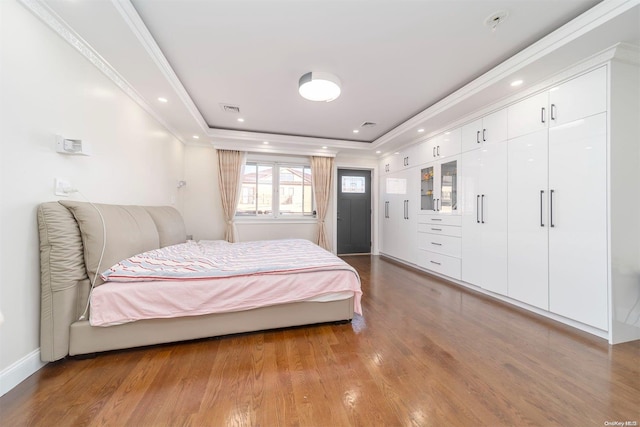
[381,144,418,174]
[461,109,508,153]
[508,66,607,140]
[419,156,459,215]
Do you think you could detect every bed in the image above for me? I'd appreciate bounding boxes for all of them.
[37,201,361,362]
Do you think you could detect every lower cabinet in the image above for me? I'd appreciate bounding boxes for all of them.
[417,215,461,280]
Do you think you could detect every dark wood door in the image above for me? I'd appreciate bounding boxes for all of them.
[337,169,371,254]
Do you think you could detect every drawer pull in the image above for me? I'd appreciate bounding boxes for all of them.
[431,228,442,231]
[431,242,442,246]
[430,261,441,265]
[431,218,442,221]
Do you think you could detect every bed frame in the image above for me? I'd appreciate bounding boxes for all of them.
[37,201,354,361]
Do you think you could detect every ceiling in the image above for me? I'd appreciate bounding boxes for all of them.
[36,0,640,157]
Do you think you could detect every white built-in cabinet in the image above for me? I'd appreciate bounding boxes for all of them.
[378,50,639,343]
[460,109,508,295]
[507,66,608,329]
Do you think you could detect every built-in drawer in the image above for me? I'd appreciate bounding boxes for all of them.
[417,215,461,227]
[417,223,462,237]
[418,233,461,257]
[418,251,461,280]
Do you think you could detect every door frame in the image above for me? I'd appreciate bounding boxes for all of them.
[332,164,378,255]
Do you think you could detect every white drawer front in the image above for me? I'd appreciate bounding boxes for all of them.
[419,251,461,280]
[417,215,461,227]
[418,233,461,258]
[417,223,461,237]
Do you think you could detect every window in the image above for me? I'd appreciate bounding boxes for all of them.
[236,162,314,218]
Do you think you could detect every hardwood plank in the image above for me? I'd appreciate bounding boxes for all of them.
[1,256,639,426]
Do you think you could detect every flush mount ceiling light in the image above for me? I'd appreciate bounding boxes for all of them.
[298,72,341,102]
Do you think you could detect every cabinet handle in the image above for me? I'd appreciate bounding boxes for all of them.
[482,129,486,142]
[541,107,546,124]
[476,195,480,223]
[433,198,436,212]
[431,242,442,246]
[431,218,442,221]
[437,199,440,211]
[551,104,557,121]
[437,145,440,156]
[540,190,544,227]
[431,228,442,231]
[433,147,436,157]
[550,189,555,227]
[476,130,480,144]
[385,201,389,219]
[481,194,485,224]
[430,261,442,266]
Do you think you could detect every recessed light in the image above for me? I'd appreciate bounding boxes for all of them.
[353,129,359,134]
[375,150,381,154]
[192,135,200,139]
[511,80,523,87]
[237,118,245,122]
[263,141,269,145]
[418,128,425,133]
[445,131,450,135]
[394,152,400,155]
[157,97,168,103]
[322,146,328,149]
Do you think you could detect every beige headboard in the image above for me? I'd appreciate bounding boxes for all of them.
[37,201,187,361]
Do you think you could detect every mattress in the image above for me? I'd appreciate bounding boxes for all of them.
[90,239,362,326]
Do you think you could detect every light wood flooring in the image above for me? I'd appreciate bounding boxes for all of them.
[1,255,639,426]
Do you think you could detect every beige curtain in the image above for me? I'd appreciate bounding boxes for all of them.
[310,156,334,251]
[217,149,246,243]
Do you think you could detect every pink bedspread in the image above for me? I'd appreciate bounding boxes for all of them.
[90,240,362,326]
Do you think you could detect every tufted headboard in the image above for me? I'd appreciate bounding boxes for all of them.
[37,201,187,361]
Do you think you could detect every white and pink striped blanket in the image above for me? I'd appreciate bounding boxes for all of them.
[101,239,356,282]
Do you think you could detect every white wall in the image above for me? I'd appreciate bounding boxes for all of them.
[0,0,185,392]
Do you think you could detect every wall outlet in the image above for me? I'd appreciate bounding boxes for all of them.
[54,178,72,196]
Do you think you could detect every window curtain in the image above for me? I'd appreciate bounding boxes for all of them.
[310,156,334,251]
[217,149,246,243]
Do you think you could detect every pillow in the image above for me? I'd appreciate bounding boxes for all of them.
[143,206,187,247]
[59,201,160,285]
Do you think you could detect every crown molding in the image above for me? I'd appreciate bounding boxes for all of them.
[18,0,185,144]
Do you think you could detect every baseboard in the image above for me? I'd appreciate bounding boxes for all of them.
[0,349,46,397]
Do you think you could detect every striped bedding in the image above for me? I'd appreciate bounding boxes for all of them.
[101,239,355,281]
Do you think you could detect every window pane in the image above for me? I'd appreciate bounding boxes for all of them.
[279,166,313,216]
[256,165,273,215]
[237,163,257,215]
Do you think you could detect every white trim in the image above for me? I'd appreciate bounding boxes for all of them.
[0,349,46,397]
[17,0,185,144]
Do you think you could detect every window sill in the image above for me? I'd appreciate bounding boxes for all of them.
[235,217,318,225]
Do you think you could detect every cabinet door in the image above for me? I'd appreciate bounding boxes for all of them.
[481,109,508,145]
[460,150,483,286]
[381,173,405,258]
[461,118,483,153]
[549,66,607,127]
[548,113,608,329]
[507,129,549,309]
[439,158,458,214]
[508,92,549,139]
[479,139,508,295]
[419,165,436,212]
[439,127,461,158]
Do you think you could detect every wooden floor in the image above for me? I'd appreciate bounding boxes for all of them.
[2,256,639,426]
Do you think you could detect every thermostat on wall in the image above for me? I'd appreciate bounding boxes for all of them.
[55,135,91,155]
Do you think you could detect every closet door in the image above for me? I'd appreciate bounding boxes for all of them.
[507,128,549,310]
[460,150,482,286]
[549,66,607,128]
[548,113,608,329]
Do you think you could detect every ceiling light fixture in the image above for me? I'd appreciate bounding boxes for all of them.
[418,128,425,133]
[192,135,200,139]
[511,79,524,87]
[237,118,245,122]
[263,141,269,144]
[375,150,381,154]
[322,146,328,149]
[157,97,168,103]
[353,129,359,134]
[298,72,341,102]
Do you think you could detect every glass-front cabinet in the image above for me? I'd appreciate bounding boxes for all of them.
[420,158,458,214]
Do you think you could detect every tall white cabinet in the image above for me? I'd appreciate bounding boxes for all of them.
[460,109,509,295]
[507,66,608,329]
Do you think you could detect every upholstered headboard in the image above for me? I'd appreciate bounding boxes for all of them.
[37,201,187,361]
